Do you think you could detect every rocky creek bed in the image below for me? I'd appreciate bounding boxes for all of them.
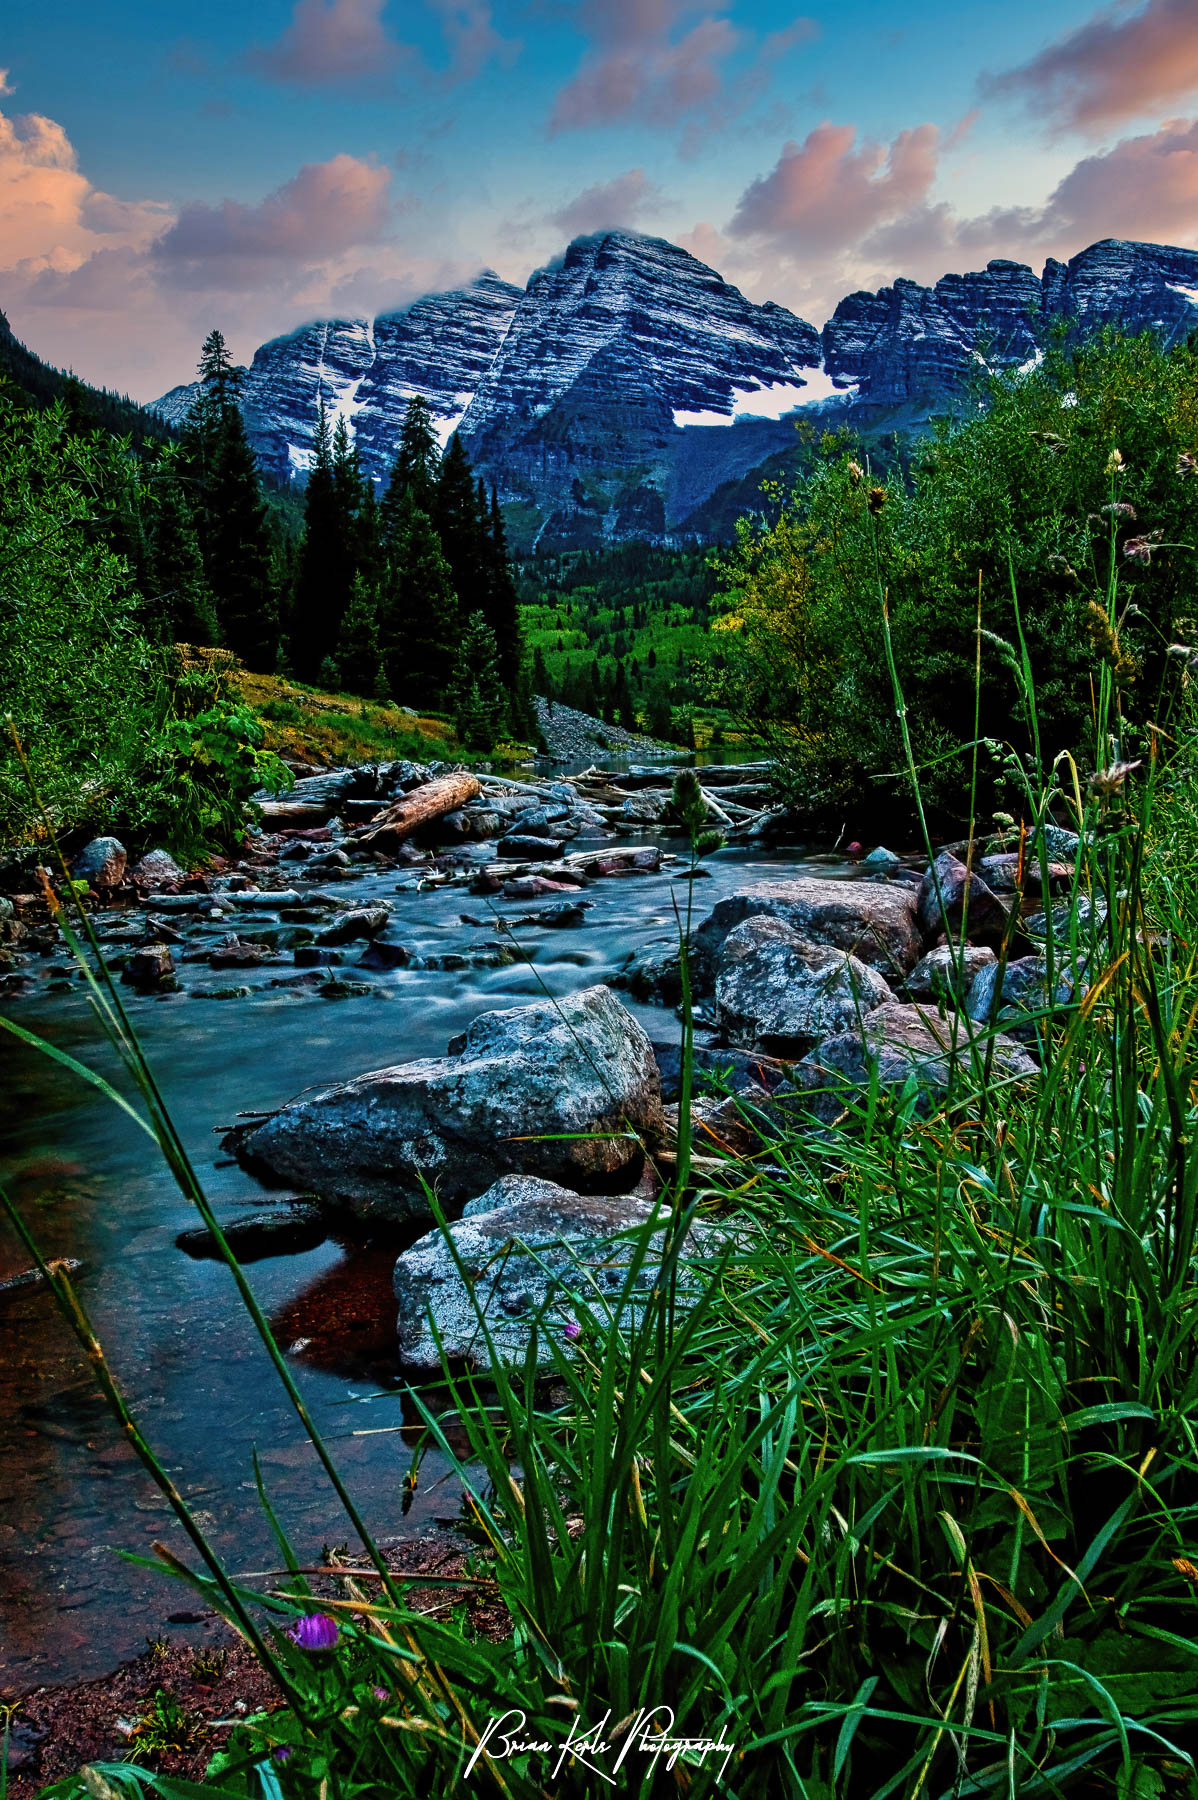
[0,750,1081,1717]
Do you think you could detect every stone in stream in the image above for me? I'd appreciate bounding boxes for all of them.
[130,848,185,887]
[905,944,996,1005]
[72,837,127,889]
[121,943,176,987]
[176,1204,327,1262]
[916,852,1007,943]
[496,835,567,861]
[503,875,579,897]
[315,902,392,945]
[860,846,902,870]
[209,936,276,969]
[714,915,893,1054]
[236,889,304,908]
[356,938,411,970]
[229,985,665,1223]
[613,938,684,1005]
[693,877,923,988]
[808,1001,1038,1108]
[392,1175,739,1375]
[621,792,669,825]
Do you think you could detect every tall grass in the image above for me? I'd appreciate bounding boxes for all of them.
[7,522,1198,1796]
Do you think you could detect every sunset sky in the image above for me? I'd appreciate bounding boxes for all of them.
[3,0,1197,400]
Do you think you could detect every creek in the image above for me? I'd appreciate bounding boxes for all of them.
[0,784,848,1691]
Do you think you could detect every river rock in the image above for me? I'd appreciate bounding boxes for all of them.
[176,1202,327,1262]
[130,849,184,887]
[613,938,684,1005]
[503,875,578,897]
[905,944,996,1005]
[621,792,669,825]
[651,1041,794,1104]
[511,804,577,838]
[979,853,1072,893]
[316,902,391,945]
[1032,824,1081,863]
[917,852,1007,942]
[693,878,922,988]
[122,943,175,987]
[393,1176,735,1374]
[210,935,276,969]
[810,1001,1038,1107]
[73,837,126,889]
[965,956,1078,1030]
[497,835,567,861]
[231,984,665,1222]
[714,915,892,1054]
[356,938,412,970]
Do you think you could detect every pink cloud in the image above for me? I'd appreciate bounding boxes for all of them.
[249,0,413,90]
[729,121,939,255]
[984,0,1198,133]
[549,169,668,237]
[427,0,518,82]
[153,155,393,287]
[550,14,739,132]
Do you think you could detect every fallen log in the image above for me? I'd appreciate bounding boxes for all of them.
[360,772,481,846]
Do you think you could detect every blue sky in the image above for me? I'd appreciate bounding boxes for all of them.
[3,0,1196,398]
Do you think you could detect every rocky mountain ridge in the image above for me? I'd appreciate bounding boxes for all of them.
[150,230,1198,550]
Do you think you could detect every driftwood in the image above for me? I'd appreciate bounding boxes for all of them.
[360,772,482,845]
[257,800,337,828]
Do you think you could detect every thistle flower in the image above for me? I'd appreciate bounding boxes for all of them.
[1087,759,1142,802]
[867,486,887,515]
[1123,531,1163,565]
[1101,502,1137,520]
[273,1748,294,1765]
[287,1613,339,1652]
[847,460,864,487]
[1177,452,1198,477]
[563,1319,581,1341]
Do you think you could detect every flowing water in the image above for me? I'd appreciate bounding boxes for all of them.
[0,811,843,1690]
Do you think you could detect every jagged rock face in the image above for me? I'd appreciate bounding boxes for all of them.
[150,231,1198,547]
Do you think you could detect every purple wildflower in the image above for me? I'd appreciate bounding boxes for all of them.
[287,1612,340,1652]
[373,1687,390,1703]
[273,1747,294,1765]
[563,1319,582,1341]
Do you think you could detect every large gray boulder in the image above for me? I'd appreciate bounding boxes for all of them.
[905,944,996,1006]
[73,836,126,889]
[916,852,1007,943]
[393,1175,740,1374]
[693,878,923,987]
[965,956,1078,1031]
[130,848,185,887]
[714,915,892,1055]
[810,1001,1038,1108]
[232,985,664,1222]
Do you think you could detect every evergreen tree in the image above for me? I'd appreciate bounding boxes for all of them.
[433,434,487,616]
[451,611,506,749]
[531,645,552,697]
[379,495,459,705]
[335,572,386,698]
[381,396,440,540]
[146,448,218,644]
[291,402,347,683]
[483,487,531,730]
[184,329,279,670]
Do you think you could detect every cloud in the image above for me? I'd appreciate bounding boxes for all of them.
[984,0,1198,133]
[729,121,939,255]
[153,154,394,288]
[0,69,13,97]
[550,10,740,133]
[722,111,1198,329]
[249,0,413,90]
[427,0,518,82]
[549,169,668,237]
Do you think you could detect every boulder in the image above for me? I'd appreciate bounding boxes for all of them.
[315,902,392,945]
[503,876,578,897]
[906,944,996,1005]
[497,835,567,861]
[693,878,922,988]
[714,915,892,1054]
[393,1175,737,1374]
[810,1001,1038,1108]
[231,985,665,1222]
[965,956,1078,1030]
[916,852,1007,942]
[1032,824,1082,863]
[209,936,275,969]
[73,837,126,889]
[613,938,684,1005]
[511,804,577,838]
[121,943,175,987]
[979,852,1073,893]
[356,937,412,970]
[621,792,668,825]
[651,1040,794,1105]
[860,846,902,870]
[130,849,184,887]
[176,1202,326,1262]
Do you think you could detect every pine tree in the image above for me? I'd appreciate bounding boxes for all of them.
[483,487,531,729]
[335,572,386,698]
[433,434,487,617]
[291,402,347,683]
[451,611,506,749]
[531,645,552,697]
[184,329,279,670]
[381,396,440,540]
[146,448,219,644]
[378,495,459,705]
